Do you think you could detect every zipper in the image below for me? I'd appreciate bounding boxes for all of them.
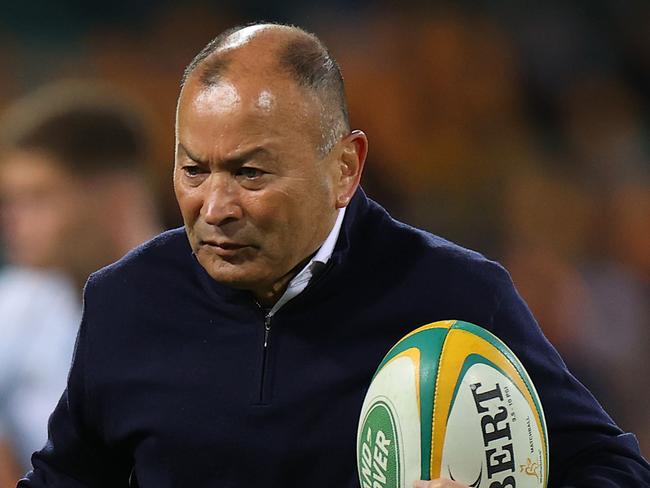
[263,314,271,348]
[256,311,272,404]
[253,260,335,405]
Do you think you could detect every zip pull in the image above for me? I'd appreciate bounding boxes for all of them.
[263,315,272,348]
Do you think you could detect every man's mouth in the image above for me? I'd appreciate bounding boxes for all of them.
[199,239,251,256]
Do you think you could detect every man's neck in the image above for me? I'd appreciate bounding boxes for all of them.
[251,206,346,310]
[252,252,316,307]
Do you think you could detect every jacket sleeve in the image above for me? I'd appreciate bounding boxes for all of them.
[17,279,132,487]
[488,263,650,487]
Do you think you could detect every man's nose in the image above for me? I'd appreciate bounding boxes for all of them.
[201,174,243,226]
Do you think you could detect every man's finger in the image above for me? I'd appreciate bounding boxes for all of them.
[413,479,468,488]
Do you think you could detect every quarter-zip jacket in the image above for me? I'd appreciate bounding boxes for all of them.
[20,189,650,487]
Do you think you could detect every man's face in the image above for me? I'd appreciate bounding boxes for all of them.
[174,73,343,298]
[0,150,87,269]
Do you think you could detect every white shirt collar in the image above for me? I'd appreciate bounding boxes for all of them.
[267,207,346,316]
[311,206,346,266]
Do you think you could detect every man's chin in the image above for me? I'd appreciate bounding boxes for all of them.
[197,254,296,305]
[197,254,263,290]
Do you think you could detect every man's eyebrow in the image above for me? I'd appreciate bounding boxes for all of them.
[177,143,275,166]
[223,146,275,165]
[177,143,207,165]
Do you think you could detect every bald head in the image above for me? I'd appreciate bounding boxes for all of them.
[181,23,350,156]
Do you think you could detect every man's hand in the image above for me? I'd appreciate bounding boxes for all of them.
[414,479,469,488]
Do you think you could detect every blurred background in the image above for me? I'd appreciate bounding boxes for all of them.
[0,0,648,482]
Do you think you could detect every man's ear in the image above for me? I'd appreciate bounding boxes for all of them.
[335,130,368,208]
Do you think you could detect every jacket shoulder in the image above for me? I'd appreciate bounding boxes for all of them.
[348,197,517,328]
[86,227,191,292]
[363,198,510,287]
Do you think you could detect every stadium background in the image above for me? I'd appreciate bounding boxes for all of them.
[0,0,647,462]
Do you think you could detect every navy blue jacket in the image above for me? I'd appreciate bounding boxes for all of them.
[19,189,650,487]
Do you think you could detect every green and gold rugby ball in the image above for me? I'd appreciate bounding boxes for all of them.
[357,320,548,488]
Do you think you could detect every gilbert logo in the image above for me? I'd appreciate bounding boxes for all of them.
[470,381,517,487]
[358,401,400,488]
[519,458,541,482]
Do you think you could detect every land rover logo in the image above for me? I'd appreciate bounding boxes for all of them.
[358,400,400,488]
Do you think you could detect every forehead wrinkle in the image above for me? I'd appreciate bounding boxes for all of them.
[222,145,276,164]
[181,62,324,162]
[176,143,207,165]
[177,134,279,166]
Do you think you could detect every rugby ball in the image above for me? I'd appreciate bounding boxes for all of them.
[357,320,548,488]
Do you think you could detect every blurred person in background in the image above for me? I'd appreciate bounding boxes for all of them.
[0,81,162,484]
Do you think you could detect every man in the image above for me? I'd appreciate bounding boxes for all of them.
[0,81,160,481]
[19,24,650,487]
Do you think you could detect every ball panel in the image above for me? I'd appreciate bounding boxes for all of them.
[399,320,456,341]
[431,326,548,485]
[357,352,422,487]
[441,363,546,487]
[374,324,451,479]
[439,364,486,486]
[375,322,452,375]
[384,348,422,417]
[450,321,549,482]
[451,321,547,436]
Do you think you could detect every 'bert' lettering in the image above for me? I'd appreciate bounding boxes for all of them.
[471,381,517,485]
[481,405,512,446]
[489,476,516,488]
[486,443,515,478]
[471,382,503,413]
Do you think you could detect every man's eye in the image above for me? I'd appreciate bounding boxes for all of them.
[182,165,205,177]
[236,167,264,179]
